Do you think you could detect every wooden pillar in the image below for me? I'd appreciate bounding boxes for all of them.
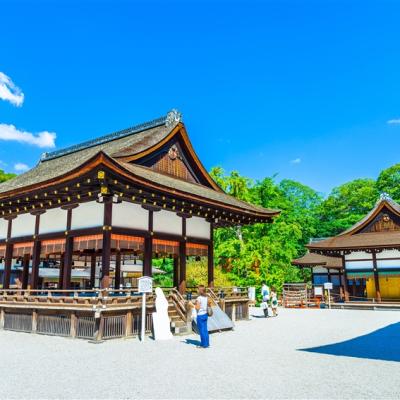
[3,243,13,289]
[30,241,41,289]
[372,251,381,302]
[114,251,121,289]
[341,255,349,301]
[173,257,179,288]
[178,241,187,294]
[178,217,187,294]
[143,210,153,277]
[62,237,73,290]
[101,199,112,288]
[21,253,30,290]
[207,223,214,288]
[327,268,331,282]
[58,254,64,289]
[3,218,13,289]
[90,253,96,288]
[30,214,42,289]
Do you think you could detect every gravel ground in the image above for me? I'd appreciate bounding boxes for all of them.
[0,307,399,399]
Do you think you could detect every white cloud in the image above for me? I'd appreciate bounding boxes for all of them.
[14,163,29,172]
[0,72,24,107]
[387,119,400,125]
[0,123,56,148]
[290,158,301,164]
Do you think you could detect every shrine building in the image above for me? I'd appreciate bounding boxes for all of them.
[0,110,279,294]
[297,195,400,302]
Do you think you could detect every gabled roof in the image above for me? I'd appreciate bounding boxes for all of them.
[0,110,220,194]
[0,110,279,220]
[292,252,343,269]
[308,196,400,252]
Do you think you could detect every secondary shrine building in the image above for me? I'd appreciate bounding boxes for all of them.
[298,196,400,302]
[0,110,278,293]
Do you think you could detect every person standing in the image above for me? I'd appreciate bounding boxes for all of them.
[261,282,270,317]
[270,288,278,317]
[195,285,211,348]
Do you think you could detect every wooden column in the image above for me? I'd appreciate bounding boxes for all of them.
[327,268,331,282]
[114,251,121,289]
[30,241,41,289]
[372,251,381,302]
[62,237,73,289]
[90,253,96,288]
[173,257,179,288]
[178,217,187,294]
[341,255,349,302]
[143,210,153,277]
[3,219,13,289]
[62,209,73,290]
[58,254,65,289]
[21,253,30,290]
[101,199,112,288]
[3,243,13,289]
[207,223,214,288]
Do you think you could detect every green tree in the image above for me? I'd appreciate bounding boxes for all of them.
[317,178,379,237]
[0,169,16,183]
[377,163,400,202]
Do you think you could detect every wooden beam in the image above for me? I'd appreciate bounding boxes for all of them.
[101,199,112,288]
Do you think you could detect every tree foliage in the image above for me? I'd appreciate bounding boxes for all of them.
[210,165,391,292]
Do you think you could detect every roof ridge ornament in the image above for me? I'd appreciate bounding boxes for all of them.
[379,192,392,201]
[165,109,182,127]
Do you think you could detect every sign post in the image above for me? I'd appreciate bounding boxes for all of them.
[138,276,153,342]
[324,282,333,309]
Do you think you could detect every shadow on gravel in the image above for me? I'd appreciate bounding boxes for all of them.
[182,339,202,346]
[300,322,400,362]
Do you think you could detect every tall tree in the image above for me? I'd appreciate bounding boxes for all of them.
[317,178,379,237]
[377,163,400,202]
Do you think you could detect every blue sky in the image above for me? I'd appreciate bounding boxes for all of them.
[1,0,400,195]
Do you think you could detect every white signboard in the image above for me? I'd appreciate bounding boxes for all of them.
[314,286,323,296]
[138,276,153,293]
[324,282,333,290]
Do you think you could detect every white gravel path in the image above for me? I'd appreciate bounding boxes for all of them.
[0,308,399,399]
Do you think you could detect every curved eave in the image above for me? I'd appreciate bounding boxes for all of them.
[0,151,279,221]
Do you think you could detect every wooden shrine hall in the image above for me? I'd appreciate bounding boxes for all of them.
[304,195,400,302]
[0,110,279,294]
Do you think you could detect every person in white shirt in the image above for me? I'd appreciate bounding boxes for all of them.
[261,282,270,317]
[195,285,211,348]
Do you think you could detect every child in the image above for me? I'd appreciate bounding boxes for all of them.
[270,288,278,317]
[261,298,269,317]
